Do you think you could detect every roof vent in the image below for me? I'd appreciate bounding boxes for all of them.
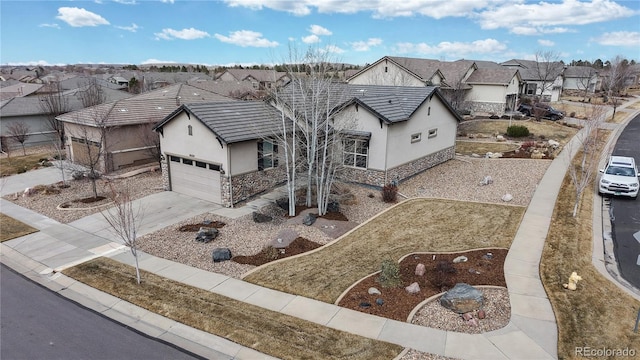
[119,108,128,112]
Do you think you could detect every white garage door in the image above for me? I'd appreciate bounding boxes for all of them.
[168,155,221,204]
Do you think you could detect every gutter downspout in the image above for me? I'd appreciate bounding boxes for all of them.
[383,121,389,186]
[227,144,233,208]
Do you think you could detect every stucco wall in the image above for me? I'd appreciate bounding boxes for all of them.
[348,60,426,86]
[0,114,57,150]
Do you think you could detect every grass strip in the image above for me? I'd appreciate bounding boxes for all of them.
[540,129,640,358]
[0,152,54,176]
[63,257,403,360]
[0,213,38,242]
[245,199,525,303]
[455,141,519,156]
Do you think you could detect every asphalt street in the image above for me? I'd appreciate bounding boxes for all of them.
[609,113,640,288]
[0,264,203,360]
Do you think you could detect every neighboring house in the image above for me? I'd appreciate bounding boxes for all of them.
[56,83,231,173]
[0,82,44,100]
[215,68,291,90]
[153,101,287,206]
[0,87,132,152]
[187,79,263,100]
[562,66,599,95]
[501,59,564,102]
[347,56,520,115]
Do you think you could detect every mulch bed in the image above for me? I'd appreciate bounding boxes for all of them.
[178,221,227,232]
[337,249,508,322]
[232,237,323,266]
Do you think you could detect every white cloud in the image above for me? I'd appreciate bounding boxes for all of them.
[350,38,383,51]
[591,31,640,47]
[115,23,140,32]
[302,34,320,44]
[214,30,279,47]
[161,0,175,3]
[308,24,331,36]
[141,59,177,64]
[39,23,60,29]
[56,7,110,27]
[323,45,345,54]
[155,28,210,40]
[225,0,312,16]
[394,38,507,58]
[477,0,637,35]
[113,0,137,4]
[538,39,555,46]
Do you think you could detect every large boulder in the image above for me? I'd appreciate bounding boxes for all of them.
[302,213,317,226]
[252,212,272,223]
[440,283,484,313]
[212,248,232,262]
[196,227,219,243]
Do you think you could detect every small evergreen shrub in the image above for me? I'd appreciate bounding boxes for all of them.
[506,125,530,138]
[431,260,457,290]
[378,259,401,288]
[381,183,398,203]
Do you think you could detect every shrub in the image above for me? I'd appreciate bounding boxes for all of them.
[506,125,530,138]
[71,171,84,180]
[381,183,398,203]
[378,259,402,288]
[569,111,576,118]
[263,246,279,261]
[520,140,536,151]
[431,260,457,290]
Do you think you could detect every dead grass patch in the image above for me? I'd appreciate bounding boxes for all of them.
[63,257,403,360]
[244,199,525,303]
[540,129,640,358]
[607,112,628,124]
[459,120,577,146]
[0,213,38,242]
[455,141,520,156]
[0,152,55,177]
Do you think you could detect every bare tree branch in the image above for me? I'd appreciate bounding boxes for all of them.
[7,122,31,156]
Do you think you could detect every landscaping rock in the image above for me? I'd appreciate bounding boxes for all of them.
[302,213,317,226]
[368,287,381,295]
[548,139,560,148]
[440,283,484,313]
[415,263,426,276]
[480,176,493,186]
[359,302,371,308]
[276,197,289,211]
[453,255,468,263]
[462,312,474,321]
[501,193,513,202]
[196,227,219,243]
[496,135,505,142]
[482,252,493,260]
[212,248,232,262]
[477,309,486,319]
[252,212,272,223]
[405,282,421,294]
[376,298,384,306]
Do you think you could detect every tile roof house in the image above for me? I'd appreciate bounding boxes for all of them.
[152,82,460,206]
[347,56,521,115]
[501,59,565,102]
[56,83,231,173]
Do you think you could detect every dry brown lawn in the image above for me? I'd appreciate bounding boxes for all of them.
[455,141,520,156]
[607,111,629,123]
[0,152,56,176]
[0,213,38,242]
[244,199,525,303]
[540,130,640,358]
[64,258,403,360]
[458,120,577,146]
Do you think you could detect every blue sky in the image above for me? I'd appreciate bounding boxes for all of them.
[1,0,639,67]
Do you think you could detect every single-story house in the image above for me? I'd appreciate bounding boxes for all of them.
[562,66,599,95]
[152,101,288,206]
[56,83,231,173]
[215,69,290,90]
[465,67,522,113]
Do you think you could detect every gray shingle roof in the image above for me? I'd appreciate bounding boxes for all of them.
[57,83,230,127]
[466,68,520,85]
[155,101,287,144]
[500,59,564,81]
[563,66,598,78]
[386,56,442,82]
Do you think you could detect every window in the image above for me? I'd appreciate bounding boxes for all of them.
[428,128,438,138]
[169,155,180,162]
[258,140,278,170]
[343,138,368,169]
[411,133,422,143]
[188,124,193,136]
[195,161,207,168]
[209,163,221,171]
[525,83,537,95]
[384,66,388,73]
[427,107,431,116]
[182,158,193,165]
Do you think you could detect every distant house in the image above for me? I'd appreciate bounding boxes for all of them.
[465,67,522,113]
[153,101,287,206]
[215,69,291,90]
[562,66,599,95]
[347,56,445,86]
[187,79,263,100]
[56,84,231,173]
[501,59,564,102]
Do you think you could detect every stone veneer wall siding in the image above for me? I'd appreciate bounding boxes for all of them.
[337,146,455,187]
[468,101,506,115]
[160,156,170,190]
[221,166,287,208]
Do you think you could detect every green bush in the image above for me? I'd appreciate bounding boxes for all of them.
[378,259,401,288]
[506,125,530,138]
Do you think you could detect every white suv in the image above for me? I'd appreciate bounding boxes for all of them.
[599,156,639,199]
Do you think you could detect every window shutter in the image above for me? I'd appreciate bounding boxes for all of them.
[257,141,264,171]
[273,143,278,167]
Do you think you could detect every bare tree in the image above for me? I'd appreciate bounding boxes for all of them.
[566,104,606,217]
[136,122,161,166]
[39,80,69,148]
[601,55,632,119]
[78,77,106,108]
[101,183,144,284]
[574,66,598,101]
[533,50,565,102]
[441,75,469,113]
[7,122,31,155]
